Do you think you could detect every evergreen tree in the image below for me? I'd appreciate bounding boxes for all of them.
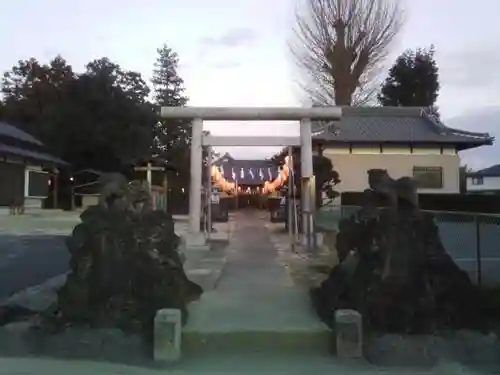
[151,44,189,158]
[0,56,154,171]
[152,45,187,107]
[151,43,191,187]
[378,46,440,109]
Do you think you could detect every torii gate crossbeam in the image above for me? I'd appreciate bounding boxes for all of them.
[160,106,342,248]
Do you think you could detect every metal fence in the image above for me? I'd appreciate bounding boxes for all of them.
[315,205,500,288]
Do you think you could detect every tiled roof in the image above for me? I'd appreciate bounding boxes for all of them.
[312,107,494,150]
[213,154,281,185]
[0,121,44,146]
[467,164,500,177]
[0,143,68,165]
[0,121,68,165]
[72,168,104,176]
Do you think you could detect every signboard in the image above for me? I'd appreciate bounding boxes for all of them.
[25,169,49,198]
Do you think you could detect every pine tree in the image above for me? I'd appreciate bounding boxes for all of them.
[151,44,190,166]
[152,45,188,107]
[378,45,440,109]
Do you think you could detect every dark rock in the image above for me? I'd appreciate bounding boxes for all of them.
[311,169,484,334]
[35,174,202,339]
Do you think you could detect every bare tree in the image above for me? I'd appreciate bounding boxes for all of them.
[291,0,404,106]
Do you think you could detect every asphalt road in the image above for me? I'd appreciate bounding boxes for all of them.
[317,208,500,286]
[437,221,500,286]
[0,213,191,302]
[0,234,69,300]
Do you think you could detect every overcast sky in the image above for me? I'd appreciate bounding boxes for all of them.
[0,0,499,167]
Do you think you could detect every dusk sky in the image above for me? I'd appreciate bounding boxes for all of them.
[1,0,499,167]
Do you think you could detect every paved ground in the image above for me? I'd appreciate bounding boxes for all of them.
[0,214,77,300]
[0,234,69,300]
[0,212,216,301]
[0,355,480,375]
[316,208,500,286]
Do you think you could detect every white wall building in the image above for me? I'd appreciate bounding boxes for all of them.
[467,165,500,193]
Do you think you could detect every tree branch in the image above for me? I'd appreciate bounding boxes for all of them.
[291,0,404,106]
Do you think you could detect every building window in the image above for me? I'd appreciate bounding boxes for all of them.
[412,166,443,189]
[471,177,484,185]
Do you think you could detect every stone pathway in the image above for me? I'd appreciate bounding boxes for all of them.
[183,210,330,355]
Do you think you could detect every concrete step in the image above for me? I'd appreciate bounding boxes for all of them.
[185,267,224,292]
[182,328,332,356]
[181,282,331,356]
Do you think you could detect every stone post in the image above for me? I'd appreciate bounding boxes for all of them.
[335,309,363,360]
[154,308,182,363]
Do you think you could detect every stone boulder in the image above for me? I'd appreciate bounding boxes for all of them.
[35,174,203,338]
[311,169,484,334]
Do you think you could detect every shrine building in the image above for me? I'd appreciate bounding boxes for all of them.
[0,122,68,214]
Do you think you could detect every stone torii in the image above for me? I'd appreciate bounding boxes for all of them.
[160,106,342,248]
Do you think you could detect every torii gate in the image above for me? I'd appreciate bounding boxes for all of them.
[160,106,342,248]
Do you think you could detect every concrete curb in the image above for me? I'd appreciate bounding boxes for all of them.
[183,239,229,292]
[0,355,487,375]
[1,273,68,311]
[173,215,189,222]
[182,329,332,356]
[0,323,150,366]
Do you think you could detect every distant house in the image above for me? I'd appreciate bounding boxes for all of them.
[312,107,494,194]
[466,165,500,194]
[0,122,68,212]
[72,168,104,209]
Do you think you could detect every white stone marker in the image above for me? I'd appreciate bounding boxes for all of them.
[335,309,363,359]
[154,308,182,363]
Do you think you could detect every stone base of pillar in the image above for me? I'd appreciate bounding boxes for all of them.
[315,232,323,247]
[300,233,317,248]
[181,233,210,263]
[181,233,209,249]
